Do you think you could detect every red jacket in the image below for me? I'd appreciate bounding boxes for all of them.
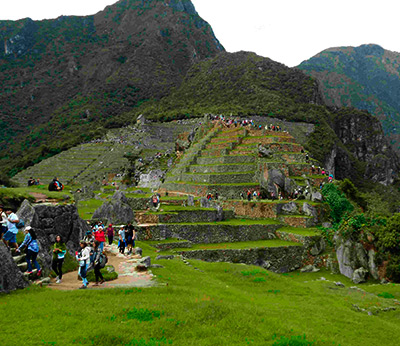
[94,230,106,242]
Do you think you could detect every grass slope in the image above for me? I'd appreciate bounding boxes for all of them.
[1,242,400,345]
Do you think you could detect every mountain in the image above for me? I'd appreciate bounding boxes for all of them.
[297,44,400,153]
[133,51,400,185]
[0,0,223,176]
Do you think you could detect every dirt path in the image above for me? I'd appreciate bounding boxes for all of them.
[29,192,59,204]
[48,244,155,291]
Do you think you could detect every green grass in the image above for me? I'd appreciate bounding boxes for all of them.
[277,226,321,237]
[171,239,302,251]
[77,199,105,220]
[2,241,400,345]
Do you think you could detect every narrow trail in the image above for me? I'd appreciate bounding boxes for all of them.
[47,244,155,291]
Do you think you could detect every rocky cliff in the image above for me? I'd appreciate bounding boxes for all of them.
[298,44,400,154]
[0,243,28,293]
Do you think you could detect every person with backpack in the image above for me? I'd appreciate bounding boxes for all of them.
[2,209,20,250]
[52,235,66,284]
[92,240,105,286]
[76,240,90,289]
[118,226,126,254]
[16,226,42,276]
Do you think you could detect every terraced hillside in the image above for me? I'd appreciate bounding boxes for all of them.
[13,121,199,186]
[132,120,330,272]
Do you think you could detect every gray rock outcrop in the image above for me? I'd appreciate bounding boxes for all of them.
[17,199,89,271]
[138,169,165,189]
[92,191,134,224]
[0,243,28,293]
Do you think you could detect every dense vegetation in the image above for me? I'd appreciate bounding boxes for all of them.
[298,44,400,153]
[0,0,223,177]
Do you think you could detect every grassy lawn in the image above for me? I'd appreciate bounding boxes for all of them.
[277,226,321,237]
[77,199,105,220]
[1,241,400,345]
[165,218,281,226]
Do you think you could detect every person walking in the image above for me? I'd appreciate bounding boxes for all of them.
[52,235,66,284]
[94,226,106,252]
[92,240,105,286]
[76,240,90,289]
[2,208,20,250]
[118,226,126,254]
[106,224,114,246]
[17,226,42,276]
[0,205,7,240]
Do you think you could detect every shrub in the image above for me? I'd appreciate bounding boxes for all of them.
[321,183,354,225]
[375,213,400,253]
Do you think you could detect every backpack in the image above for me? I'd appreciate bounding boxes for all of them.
[99,253,108,268]
[16,219,25,229]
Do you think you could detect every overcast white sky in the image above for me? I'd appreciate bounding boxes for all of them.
[0,0,398,67]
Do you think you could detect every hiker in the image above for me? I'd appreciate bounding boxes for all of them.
[126,222,135,255]
[93,226,106,252]
[92,240,105,286]
[16,226,42,276]
[253,190,258,200]
[27,177,35,186]
[2,208,20,250]
[106,224,114,245]
[240,192,244,200]
[247,190,252,201]
[76,240,91,289]
[151,194,160,210]
[206,193,212,201]
[52,235,66,284]
[118,226,126,254]
[0,205,7,240]
[214,192,219,200]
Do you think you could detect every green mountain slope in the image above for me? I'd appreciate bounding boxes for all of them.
[298,44,400,153]
[0,0,223,176]
[131,51,399,185]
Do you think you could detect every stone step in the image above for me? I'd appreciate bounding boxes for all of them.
[12,254,26,264]
[180,172,257,184]
[136,208,235,225]
[196,155,255,165]
[17,262,28,272]
[200,148,229,157]
[280,215,317,228]
[161,181,260,200]
[187,163,257,174]
[242,136,297,145]
[176,240,305,273]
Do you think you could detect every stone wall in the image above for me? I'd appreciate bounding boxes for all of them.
[136,223,282,243]
[181,246,305,273]
[17,200,90,271]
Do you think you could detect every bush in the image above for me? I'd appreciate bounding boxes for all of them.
[321,183,354,225]
[386,256,400,283]
[375,213,400,253]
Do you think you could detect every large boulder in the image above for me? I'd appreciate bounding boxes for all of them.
[92,191,134,225]
[0,243,28,293]
[16,200,90,271]
[352,267,368,284]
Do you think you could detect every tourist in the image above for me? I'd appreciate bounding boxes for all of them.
[76,240,91,289]
[92,240,105,286]
[151,194,160,210]
[0,205,7,240]
[106,224,114,245]
[17,226,42,276]
[118,226,126,254]
[247,190,251,201]
[52,235,66,284]
[2,209,20,250]
[126,222,135,255]
[94,226,106,252]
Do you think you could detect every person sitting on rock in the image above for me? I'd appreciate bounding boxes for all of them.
[48,177,64,192]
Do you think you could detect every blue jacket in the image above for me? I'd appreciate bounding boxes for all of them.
[19,233,39,253]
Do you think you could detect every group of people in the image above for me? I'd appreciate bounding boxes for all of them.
[27,177,40,186]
